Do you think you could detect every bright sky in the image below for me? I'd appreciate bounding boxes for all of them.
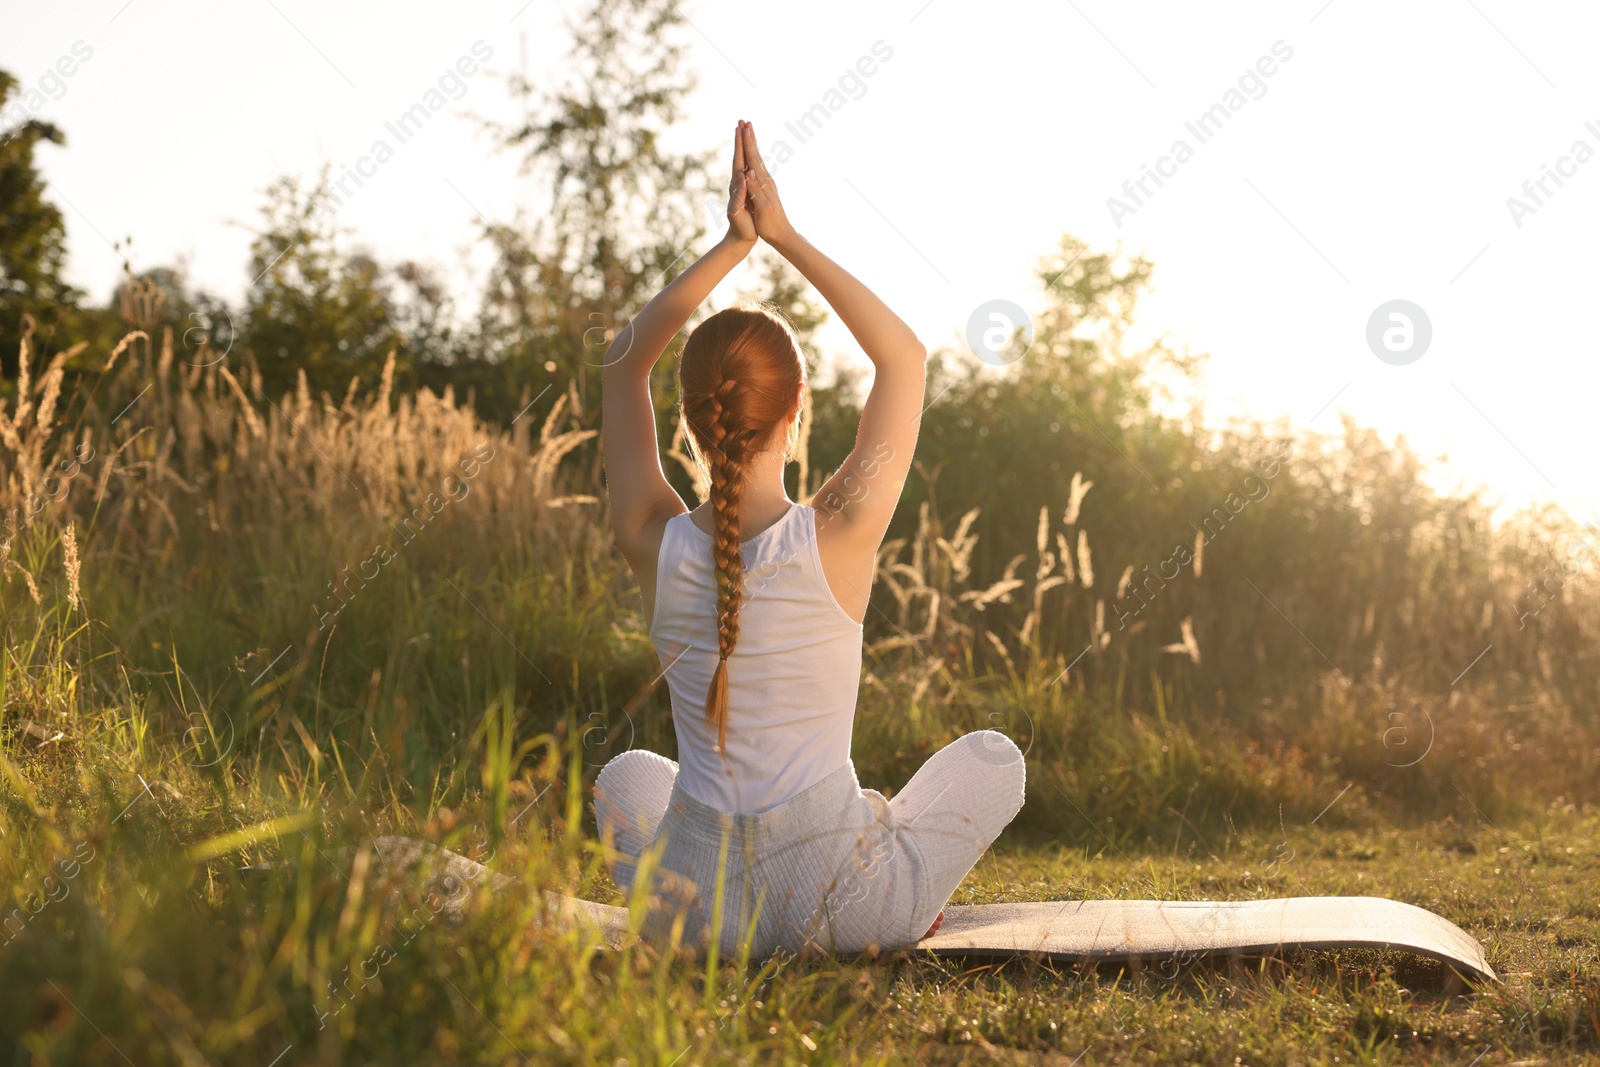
[6,0,1598,522]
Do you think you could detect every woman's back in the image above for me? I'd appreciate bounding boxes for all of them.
[650,503,864,813]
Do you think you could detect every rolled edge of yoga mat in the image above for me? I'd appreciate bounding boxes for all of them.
[917,896,1497,984]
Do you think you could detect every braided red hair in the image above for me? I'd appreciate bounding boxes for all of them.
[679,305,805,753]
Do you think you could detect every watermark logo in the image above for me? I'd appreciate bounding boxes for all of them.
[0,41,93,148]
[1112,442,1291,630]
[969,718,1031,768]
[178,706,236,769]
[312,441,496,630]
[965,299,1032,367]
[309,40,494,226]
[181,307,234,368]
[1106,40,1295,226]
[1514,524,1600,628]
[767,40,896,170]
[1381,702,1435,768]
[581,709,636,768]
[1506,119,1600,229]
[1365,299,1431,365]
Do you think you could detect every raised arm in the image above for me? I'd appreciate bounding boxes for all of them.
[603,124,758,568]
[740,123,927,557]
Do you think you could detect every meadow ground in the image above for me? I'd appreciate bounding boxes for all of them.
[0,739,1595,1065]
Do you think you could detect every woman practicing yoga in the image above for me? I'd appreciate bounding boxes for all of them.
[594,121,1026,957]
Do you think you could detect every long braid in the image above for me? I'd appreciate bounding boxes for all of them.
[705,377,751,754]
[677,304,807,759]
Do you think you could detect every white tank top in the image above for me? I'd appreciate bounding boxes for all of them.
[649,503,864,814]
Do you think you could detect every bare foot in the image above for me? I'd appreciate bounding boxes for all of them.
[921,910,944,939]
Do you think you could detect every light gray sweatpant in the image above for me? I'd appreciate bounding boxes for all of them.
[593,730,1026,958]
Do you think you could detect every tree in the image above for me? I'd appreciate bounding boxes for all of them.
[474,0,711,420]
[241,174,405,401]
[0,70,80,381]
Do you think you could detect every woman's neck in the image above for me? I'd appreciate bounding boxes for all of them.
[694,449,794,535]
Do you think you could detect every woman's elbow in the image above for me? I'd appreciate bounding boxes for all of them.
[602,325,648,376]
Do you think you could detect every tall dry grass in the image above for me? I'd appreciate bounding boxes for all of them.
[2,319,635,818]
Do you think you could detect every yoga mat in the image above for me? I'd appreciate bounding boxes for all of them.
[359,837,1496,984]
[918,897,1496,983]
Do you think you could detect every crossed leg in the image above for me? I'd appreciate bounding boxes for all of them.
[593,731,1027,945]
[592,749,679,895]
[883,730,1028,941]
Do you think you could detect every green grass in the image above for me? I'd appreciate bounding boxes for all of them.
[1,712,1597,1066]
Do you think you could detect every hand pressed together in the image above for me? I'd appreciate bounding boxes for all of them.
[724,121,757,246]
[725,119,796,248]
